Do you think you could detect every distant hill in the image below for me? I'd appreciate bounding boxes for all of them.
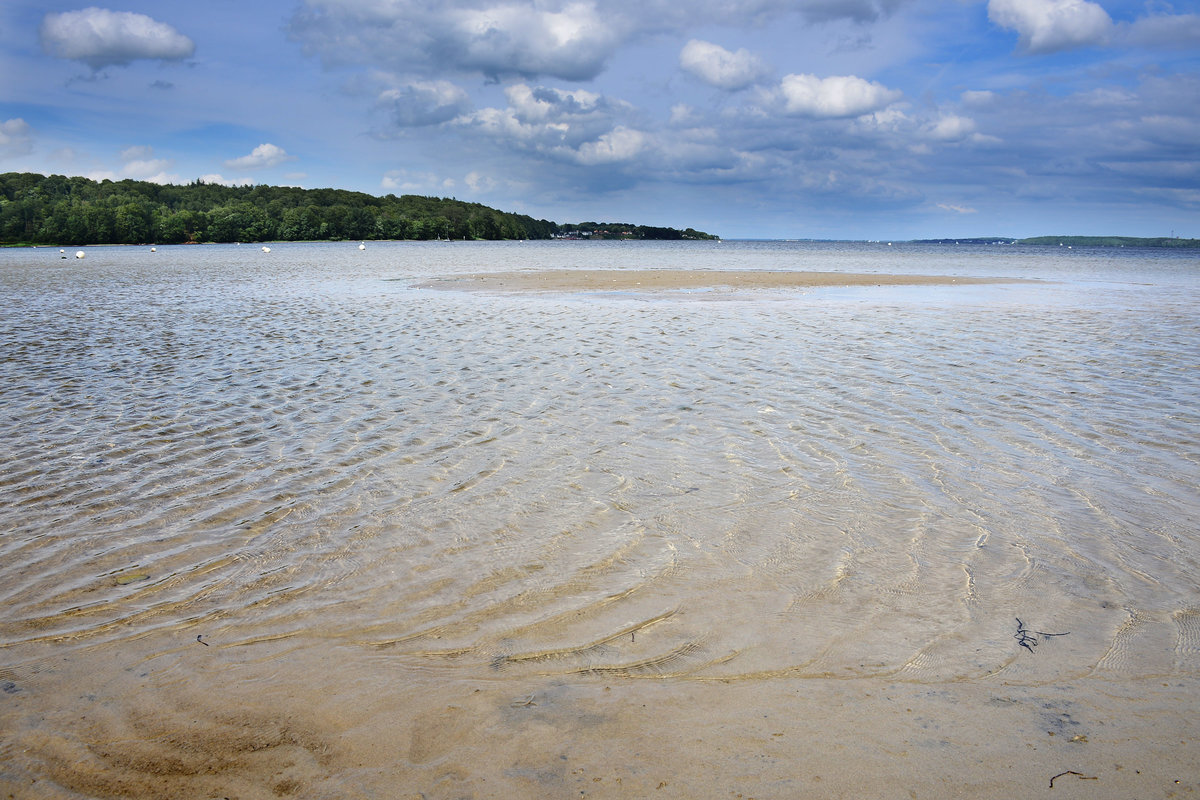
[913,235,1199,248]
[0,172,718,246]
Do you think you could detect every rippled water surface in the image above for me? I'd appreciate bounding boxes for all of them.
[2,240,1199,798]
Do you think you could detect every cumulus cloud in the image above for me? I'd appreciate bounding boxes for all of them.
[291,0,625,82]
[378,80,471,127]
[199,174,256,187]
[925,114,977,141]
[988,0,1112,54]
[574,126,647,164]
[446,2,623,80]
[224,144,294,170]
[40,7,195,70]
[458,83,618,145]
[680,40,768,91]
[778,73,901,118]
[118,145,177,182]
[381,170,456,193]
[0,119,34,159]
[455,83,651,168]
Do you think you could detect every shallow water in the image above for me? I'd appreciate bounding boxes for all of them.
[2,240,1199,798]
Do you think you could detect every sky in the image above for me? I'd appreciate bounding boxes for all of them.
[1,0,1198,239]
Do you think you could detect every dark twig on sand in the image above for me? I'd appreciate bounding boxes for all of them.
[1015,618,1070,653]
[1050,770,1096,788]
[197,634,209,646]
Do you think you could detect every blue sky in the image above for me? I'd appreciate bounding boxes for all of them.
[1,0,1197,239]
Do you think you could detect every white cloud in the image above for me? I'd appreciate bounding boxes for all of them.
[224,144,294,171]
[457,83,626,154]
[937,203,978,214]
[988,0,1112,54]
[961,90,995,106]
[40,8,195,70]
[779,73,901,118]
[680,40,768,91]
[381,170,455,193]
[926,114,977,141]
[292,0,626,82]
[465,171,496,192]
[448,2,623,80]
[572,126,647,164]
[199,174,255,187]
[122,162,175,182]
[0,119,34,159]
[378,80,471,127]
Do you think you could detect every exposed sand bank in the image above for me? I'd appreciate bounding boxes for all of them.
[416,269,1027,292]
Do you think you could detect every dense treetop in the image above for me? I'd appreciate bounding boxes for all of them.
[0,173,718,246]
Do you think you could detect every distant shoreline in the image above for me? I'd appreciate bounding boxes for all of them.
[8,236,1198,250]
[908,235,1200,249]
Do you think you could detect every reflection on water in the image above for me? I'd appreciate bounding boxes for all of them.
[1,240,1199,796]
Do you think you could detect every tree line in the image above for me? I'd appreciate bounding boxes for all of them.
[0,172,716,246]
[0,172,559,245]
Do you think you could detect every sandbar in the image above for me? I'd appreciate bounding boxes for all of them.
[416,269,1025,292]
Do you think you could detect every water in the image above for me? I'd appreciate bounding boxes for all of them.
[2,240,1198,798]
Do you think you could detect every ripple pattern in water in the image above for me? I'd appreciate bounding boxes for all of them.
[2,241,1199,686]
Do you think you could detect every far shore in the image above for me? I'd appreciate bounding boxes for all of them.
[415,269,1032,293]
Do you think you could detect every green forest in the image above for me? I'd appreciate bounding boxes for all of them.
[0,172,718,246]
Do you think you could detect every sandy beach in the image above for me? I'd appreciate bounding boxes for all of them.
[5,636,1197,799]
[2,241,1197,799]
[416,268,1022,292]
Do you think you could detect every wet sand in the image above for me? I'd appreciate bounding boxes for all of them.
[416,268,1022,292]
[3,636,1197,799]
[3,241,1197,799]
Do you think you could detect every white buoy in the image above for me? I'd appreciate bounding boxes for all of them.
[75,250,85,259]
[262,246,271,253]
[150,246,157,252]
